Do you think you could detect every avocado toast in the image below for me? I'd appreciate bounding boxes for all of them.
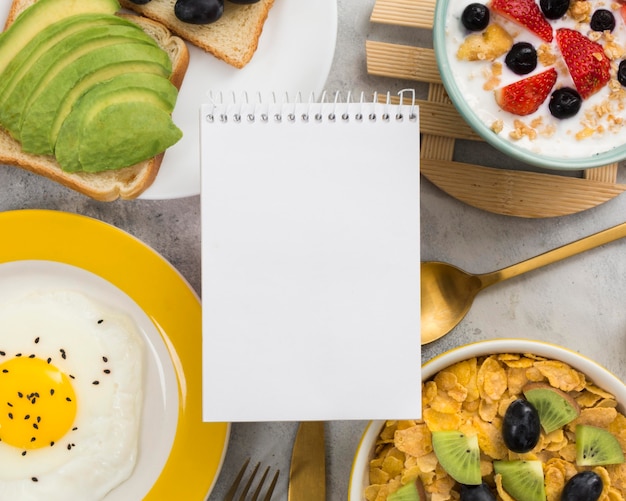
[0,0,189,201]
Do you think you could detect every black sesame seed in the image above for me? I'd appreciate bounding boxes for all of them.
[65,397,72,402]
[28,354,35,358]
[72,427,78,431]
[21,451,26,456]
[8,413,12,419]
[69,375,75,379]
[24,414,30,420]
[30,398,36,404]
[7,402,12,407]
[34,337,39,344]
[103,369,111,374]
[17,392,23,398]
[36,416,41,423]
[15,353,21,357]
[50,389,55,396]
[67,444,72,450]
[2,369,8,373]
[46,358,51,364]
[98,319,104,324]
[32,477,38,482]
[33,424,38,430]
[92,381,100,385]
[50,441,55,447]
[30,437,35,442]
[103,356,108,363]
[0,351,5,356]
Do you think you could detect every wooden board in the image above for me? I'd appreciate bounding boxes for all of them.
[368,0,626,218]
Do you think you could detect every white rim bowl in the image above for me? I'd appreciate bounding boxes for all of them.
[348,338,626,500]
[432,0,626,170]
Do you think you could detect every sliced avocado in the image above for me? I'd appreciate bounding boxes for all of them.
[79,102,182,172]
[0,0,120,74]
[55,82,180,172]
[20,41,172,155]
[0,25,170,140]
[0,14,142,106]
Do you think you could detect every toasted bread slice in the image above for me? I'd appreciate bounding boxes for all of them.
[0,1,189,201]
[119,0,274,69]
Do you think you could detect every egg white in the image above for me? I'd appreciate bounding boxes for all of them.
[0,290,144,501]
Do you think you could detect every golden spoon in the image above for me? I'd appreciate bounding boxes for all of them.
[421,220,626,344]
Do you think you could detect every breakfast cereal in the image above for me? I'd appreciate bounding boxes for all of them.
[365,353,626,501]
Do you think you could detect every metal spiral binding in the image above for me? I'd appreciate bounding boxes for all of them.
[205,90,417,123]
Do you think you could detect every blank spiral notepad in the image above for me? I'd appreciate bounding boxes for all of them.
[200,93,421,422]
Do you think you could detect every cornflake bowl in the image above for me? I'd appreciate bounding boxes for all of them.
[348,339,626,500]
[433,0,626,170]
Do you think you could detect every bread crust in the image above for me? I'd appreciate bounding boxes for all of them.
[0,3,189,201]
[119,0,275,69]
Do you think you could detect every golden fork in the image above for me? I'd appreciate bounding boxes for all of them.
[224,457,280,501]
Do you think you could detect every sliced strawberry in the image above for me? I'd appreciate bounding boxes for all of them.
[495,68,557,115]
[556,28,611,99]
[490,0,553,42]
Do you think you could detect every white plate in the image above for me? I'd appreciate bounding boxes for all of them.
[0,0,338,200]
[141,0,338,199]
[0,260,178,500]
[0,210,229,500]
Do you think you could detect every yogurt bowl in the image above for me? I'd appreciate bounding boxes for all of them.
[433,0,626,170]
[348,339,626,500]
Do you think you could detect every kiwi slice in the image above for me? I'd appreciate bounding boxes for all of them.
[523,382,580,433]
[576,424,625,466]
[431,431,481,485]
[493,460,546,501]
[387,477,426,501]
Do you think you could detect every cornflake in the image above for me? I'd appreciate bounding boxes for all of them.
[365,354,626,500]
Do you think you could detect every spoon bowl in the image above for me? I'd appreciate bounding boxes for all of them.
[421,220,626,344]
[421,262,483,343]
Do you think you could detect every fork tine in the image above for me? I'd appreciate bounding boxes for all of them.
[224,458,280,501]
[261,469,280,501]
[224,457,250,501]
[250,466,270,501]
[238,462,261,500]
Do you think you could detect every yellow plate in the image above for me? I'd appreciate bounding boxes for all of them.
[0,209,229,500]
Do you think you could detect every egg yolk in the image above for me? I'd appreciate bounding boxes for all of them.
[0,357,77,450]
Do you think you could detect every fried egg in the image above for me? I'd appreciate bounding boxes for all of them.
[0,290,144,501]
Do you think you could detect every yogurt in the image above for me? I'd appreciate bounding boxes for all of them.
[443,0,626,160]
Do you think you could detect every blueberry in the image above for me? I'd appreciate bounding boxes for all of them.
[461,3,490,31]
[590,9,616,32]
[549,88,582,119]
[502,399,541,453]
[618,61,626,86]
[175,0,224,24]
[505,42,537,75]
[562,471,603,501]
[460,482,497,501]
[540,0,570,19]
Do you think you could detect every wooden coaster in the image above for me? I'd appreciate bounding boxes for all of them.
[368,0,626,218]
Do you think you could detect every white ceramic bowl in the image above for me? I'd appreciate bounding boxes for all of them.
[433,0,626,170]
[348,338,626,500]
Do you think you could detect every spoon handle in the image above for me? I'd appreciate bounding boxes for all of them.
[479,220,626,287]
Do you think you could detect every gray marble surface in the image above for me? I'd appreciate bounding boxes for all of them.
[1,0,626,499]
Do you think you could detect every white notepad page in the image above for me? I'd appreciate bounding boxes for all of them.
[201,96,421,421]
